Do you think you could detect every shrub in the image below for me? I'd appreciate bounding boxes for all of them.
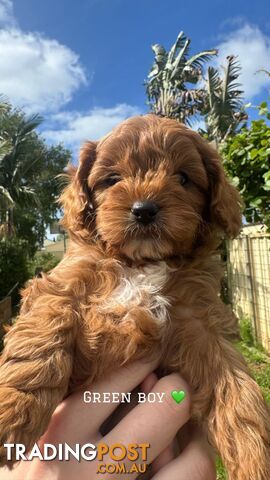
[28,252,59,278]
[239,317,254,346]
[222,109,270,229]
[0,238,30,307]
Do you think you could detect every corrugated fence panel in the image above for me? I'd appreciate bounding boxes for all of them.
[227,227,270,353]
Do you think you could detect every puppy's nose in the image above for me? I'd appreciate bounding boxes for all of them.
[131,201,159,224]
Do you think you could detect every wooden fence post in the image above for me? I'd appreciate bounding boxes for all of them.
[246,236,259,342]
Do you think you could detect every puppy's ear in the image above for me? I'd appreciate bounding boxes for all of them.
[192,135,242,238]
[206,155,242,238]
[59,141,97,240]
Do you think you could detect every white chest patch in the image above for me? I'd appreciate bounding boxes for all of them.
[100,261,171,323]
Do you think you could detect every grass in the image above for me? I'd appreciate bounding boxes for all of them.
[216,328,270,479]
[238,341,270,403]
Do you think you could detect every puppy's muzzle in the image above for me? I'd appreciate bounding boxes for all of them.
[131,201,159,225]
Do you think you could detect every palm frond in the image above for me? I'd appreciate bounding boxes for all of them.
[167,31,187,65]
[0,139,12,162]
[170,38,190,79]
[256,68,270,79]
[186,49,218,69]
[222,55,243,105]
[18,114,43,138]
[0,186,14,207]
[148,44,168,79]
[0,95,11,116]
[206,66,222,109]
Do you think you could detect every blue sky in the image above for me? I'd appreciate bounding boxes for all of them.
[1,0,270,158]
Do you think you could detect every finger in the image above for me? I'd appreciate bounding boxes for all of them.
[103,374,190,479]
[141,371,176,473]
[140,372,158,393]
[99,372,160,438]
[99,373,158,444]
[44,359,158,443]
[151,441,176,474]
[153,435,216,480]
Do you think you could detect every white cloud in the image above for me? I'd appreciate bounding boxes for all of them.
[43,104,142,157]
[0,1,87,113]
[0,29,87,113]
[216,23,270,99]
[0,2,142,157]
[0,0,15,27]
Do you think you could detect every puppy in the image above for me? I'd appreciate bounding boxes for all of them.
[0,114,269,479]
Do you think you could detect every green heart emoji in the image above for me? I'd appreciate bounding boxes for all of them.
[171,390,186,404]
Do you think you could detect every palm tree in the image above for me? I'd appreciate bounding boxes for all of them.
[200,56,248,145]
[0,108,44,237]
[145,31,217,123]
[0,140,13,233]
[0,99,13,234]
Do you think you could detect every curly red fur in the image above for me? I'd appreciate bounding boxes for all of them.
[0,114,269,478]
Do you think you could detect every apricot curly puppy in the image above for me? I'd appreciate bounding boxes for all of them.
[0,115,269,478]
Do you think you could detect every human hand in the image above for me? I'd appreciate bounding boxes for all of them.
[0,360,216,479]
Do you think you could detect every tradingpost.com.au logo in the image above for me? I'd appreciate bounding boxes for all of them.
[4,442,150,475]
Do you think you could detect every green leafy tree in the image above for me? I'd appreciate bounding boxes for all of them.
[200,56,248,144]
[145,31,217,123]
[0,110,44,236]
[0,100,71,305]
[28,251,60,278]
[0,237,30,304]
[0,99,13,219]
[0,101,71,253]
[222,103,270,228]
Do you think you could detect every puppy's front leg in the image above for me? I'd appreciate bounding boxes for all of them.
[171,318,270,480]
[0,281,77,467]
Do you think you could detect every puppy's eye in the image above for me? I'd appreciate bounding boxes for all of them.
[178,171,189,186]
[104,175,121,187]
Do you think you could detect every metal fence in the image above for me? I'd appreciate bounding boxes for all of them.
[227,224,270,353]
